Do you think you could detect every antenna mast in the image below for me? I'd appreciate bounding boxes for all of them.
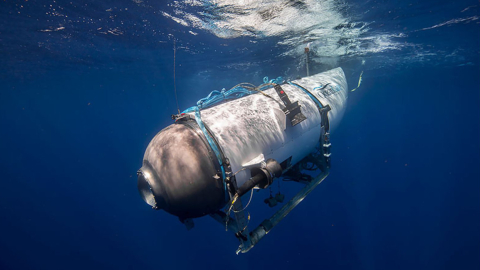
[173,39,180,114]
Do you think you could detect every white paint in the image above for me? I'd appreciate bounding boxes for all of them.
[191,68,348,188]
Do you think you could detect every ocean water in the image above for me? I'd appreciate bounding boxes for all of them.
[1,1,479,269]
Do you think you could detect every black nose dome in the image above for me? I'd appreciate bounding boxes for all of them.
[138,122,226,218]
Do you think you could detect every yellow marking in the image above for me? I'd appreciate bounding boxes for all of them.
[351,71,363,92]
[231,194,238,205]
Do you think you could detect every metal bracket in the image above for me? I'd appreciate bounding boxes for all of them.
[274,84,307,126]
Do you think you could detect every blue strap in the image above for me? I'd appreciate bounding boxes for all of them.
[193,107,228,198]
[288,82,324,109]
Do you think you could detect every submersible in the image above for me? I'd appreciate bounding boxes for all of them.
[137,67,348,253]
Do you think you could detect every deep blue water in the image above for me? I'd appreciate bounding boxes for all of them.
[1,1,479,269]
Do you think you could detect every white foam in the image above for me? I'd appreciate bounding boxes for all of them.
[166,0,405,63]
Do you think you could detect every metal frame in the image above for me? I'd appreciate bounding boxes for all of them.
[210,125,331,254]
[210,165,329,254]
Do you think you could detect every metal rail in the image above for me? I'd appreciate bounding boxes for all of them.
[243,169,329,253]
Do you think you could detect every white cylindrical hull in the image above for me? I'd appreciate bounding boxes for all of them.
[197,67,348,187]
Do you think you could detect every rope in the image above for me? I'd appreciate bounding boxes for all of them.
[173,39,180,114]
[224,190,254,231]
[233,189,254,213]
[182,81,284,113]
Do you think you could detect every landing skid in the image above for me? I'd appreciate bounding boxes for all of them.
[210,158,329,254]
